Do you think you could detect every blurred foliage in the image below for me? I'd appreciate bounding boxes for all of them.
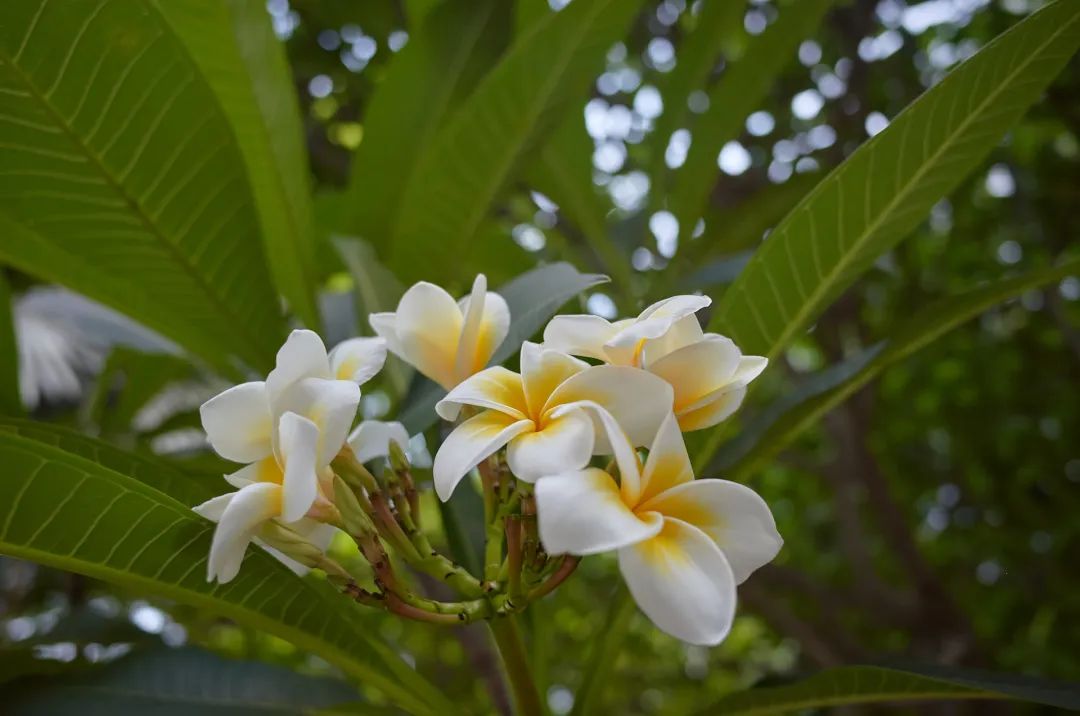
[0,0,1078,714]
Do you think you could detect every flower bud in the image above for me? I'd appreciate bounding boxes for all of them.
[387,438,410,474]
[258,521,328,570]
[333,474,376,538]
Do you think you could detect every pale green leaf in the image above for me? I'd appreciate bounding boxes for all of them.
[156,0,321,328]
[2,647,359,715]
[344,0,509,247]
[388,0,647,282]
[694,663,1080,715]
[0,432,455,716]
[0,1,285,371]
[710,1,1080,359]
[667,0,837,243]
[713,258,1080,480]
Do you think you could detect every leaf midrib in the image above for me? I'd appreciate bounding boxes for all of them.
[734,8,1079,361]
[0,41,272,367]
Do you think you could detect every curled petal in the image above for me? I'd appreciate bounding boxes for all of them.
[267,330,332,406]
[505,407,594,482]
[546,365,673,449]
[435,366,528,421]
[433,411,534,501]
[347,420,411,463]
[640,479,782,584]
[329,337,387,385]
[676,384,747,432]
[277,412,321,523]
[640,314,706,366]
[646,335,740,410]
[274,377,360,467]
[395,281,464,389]
[637,412,693,506]
[542,314,618,362]
[206,482,281,583]
[606,295,711,355]
[225,457,283,489]
[617,518,736,645]
[200,382,272,464]
[369,312,404,355]
[519,341,588,418]
[536,468,662,555]
[192,493,233,522]
[455,275,510,380]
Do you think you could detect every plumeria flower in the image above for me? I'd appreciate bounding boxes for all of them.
[535,411,782,645]
[264,329,387,406]
[347,419,432,468]
[370,274,510,391]
[543,295,766,431]
[432,341,672,500]
[194,412,341,582]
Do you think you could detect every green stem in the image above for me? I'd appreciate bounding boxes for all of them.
[489,617,544,716]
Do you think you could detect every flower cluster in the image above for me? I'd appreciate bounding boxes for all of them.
[194,275,780,646]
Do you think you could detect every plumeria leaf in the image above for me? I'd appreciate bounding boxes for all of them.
[0,1,286,371]
[0,432,456,716]
[156,0,321,328]
[342,0,510,248]
[387,0,647,282]
[709,1,1080,359]
[692,663,1080,714]
[0,647,360,714]
[398,263,607,434]
[666,0,838,245]
[712,258,1080,479]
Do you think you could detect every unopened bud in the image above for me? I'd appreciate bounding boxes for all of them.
[387,439,410,474]
[333,475,376,538]
[258,521,327,569]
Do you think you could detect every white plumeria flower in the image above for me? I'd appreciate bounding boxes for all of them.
[195,329,373,582]
[369,274,510,391]
[543,295,767,431]
[347,419,432,468]
[535,411,782,645]
[432,341,673,500]
[194,412,341,582]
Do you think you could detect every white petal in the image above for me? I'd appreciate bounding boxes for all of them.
[454,275,510,380]
[200,382,273,464]
[505,407,594,482]
[536,468,662,555]
[193,493,233,522]
[676,384,748,432]
[369,312,404,355]
[647,335,739,407]
[266,330,332,405]
[435,366,528,421]
[273,377,360,467]
[225,457,282,489]
[432,411,534,501]
[207,482,281,583]
[395,281,464,390]
[617,518,736,645]
[347,420,411,463]
[733,354,768,384]
[606,295,711,356]
[545,365,673,449]
[550,401,642,505]
[637,412,694,506]
[519,341,589,418]
[542,314,618,362]
[277,412,321,523]
[329,337,387,385]
[641,314,706,366]
[640,479,782,584]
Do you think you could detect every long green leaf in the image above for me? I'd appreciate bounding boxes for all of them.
[0,1,285,371]
[667,0,836,243]
[0,416,220,506]
[388,0,646,282]
[694,663,1080,715]
[156,0,321,328]
[714,258,1080,479]
[2,647,359,715]
[0,432,454,716]
[344,0,509,247]
[711,1,1080,359]
[0,270,19,415]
